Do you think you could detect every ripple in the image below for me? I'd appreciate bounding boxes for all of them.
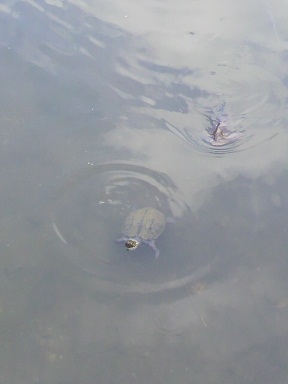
[163,97,278,157]
[51,162,212,296]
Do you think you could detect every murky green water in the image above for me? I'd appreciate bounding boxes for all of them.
[1,0,288,383]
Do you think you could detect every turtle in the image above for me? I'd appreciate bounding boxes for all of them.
[205,102,245,147]
[117,207,165,257]
[209,121,244,146]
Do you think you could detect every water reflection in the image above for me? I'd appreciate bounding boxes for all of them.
[1,0,288,382]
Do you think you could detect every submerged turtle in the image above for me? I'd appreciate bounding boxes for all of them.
[117,207,165,257]
[205,102,245,147]
[209,121,244,146]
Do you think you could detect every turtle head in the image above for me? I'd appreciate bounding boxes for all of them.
[125,239,140,251]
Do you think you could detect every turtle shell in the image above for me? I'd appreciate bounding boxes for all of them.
[122,207,165,241]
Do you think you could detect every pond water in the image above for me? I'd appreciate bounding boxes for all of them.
[1,0,288,383]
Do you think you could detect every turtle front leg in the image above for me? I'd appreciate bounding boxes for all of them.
[147,240,160,258]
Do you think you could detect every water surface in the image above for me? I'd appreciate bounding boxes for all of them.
[1,0,288,383]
